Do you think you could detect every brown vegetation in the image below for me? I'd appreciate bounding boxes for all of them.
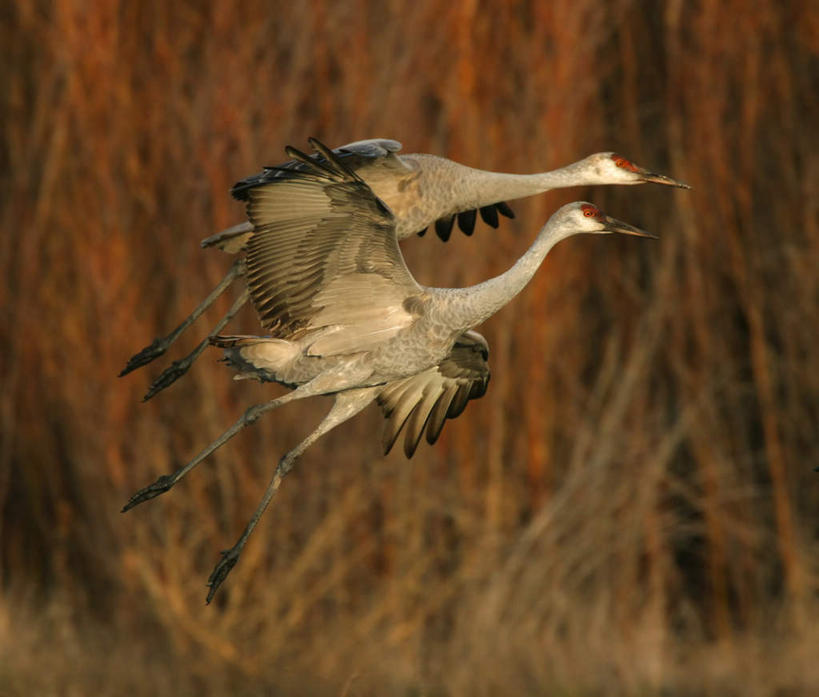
[1,1,818,694]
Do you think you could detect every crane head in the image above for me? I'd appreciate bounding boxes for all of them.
[562,202,657,238]
[581,152,691,189]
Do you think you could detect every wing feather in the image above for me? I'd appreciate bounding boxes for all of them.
[241,140,423,354]
[403,383,444,458]
[479,205,500,228]
[378,330,491,458]
[425,384,459,444]
[381,379,428,455]
[231,138,407,201]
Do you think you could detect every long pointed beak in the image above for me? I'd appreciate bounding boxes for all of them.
[602,215,657,239]
[638,168,691,190]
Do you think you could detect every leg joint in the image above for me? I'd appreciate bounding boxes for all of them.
[277,454,296,476]
[244,404,262,424]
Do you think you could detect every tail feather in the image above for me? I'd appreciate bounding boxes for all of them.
[200,222,254,253]
[210,334,269,349]
[211,335,299,383]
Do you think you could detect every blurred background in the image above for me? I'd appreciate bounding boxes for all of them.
[1,1,818,694]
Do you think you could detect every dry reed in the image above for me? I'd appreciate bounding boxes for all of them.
[1,0,818,694]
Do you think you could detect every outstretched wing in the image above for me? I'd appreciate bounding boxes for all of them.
[231,138,408,201]
[242,138,423,357]
[204,140,409,251]
[221,138,516,246]
[377,330,490,458]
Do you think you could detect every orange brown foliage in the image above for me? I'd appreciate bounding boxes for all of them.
[1,0,818,694]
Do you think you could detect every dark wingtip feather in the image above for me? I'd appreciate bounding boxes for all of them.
[447,387,470,419]
[307,137,354,178]
[426,389,457,445]
[403,407,429,459]
[284,144,332,176]
[496,201,515,219]
[435,215,455,242]
[231,172,269,201]
[381,392,415,456]
[457,209,476,236]
[479,205,499,228]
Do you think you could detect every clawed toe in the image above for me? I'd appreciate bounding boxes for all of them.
[206,548,241,603]
[142,359,191,401]
[121,474,176,512]
[119,338,169,376]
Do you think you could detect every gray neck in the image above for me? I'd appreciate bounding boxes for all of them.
[464,159,597,205]
[435,217,577,332]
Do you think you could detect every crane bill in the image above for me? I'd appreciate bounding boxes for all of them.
[639,170,691,189]
[602,216,657,239]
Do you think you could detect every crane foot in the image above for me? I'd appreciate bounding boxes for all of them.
[206,546,241,604]
[119,337,169,376]
[121,474,176,512]
[142,358,192,401]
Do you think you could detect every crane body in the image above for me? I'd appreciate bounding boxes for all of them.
[123,139,660,601]
[120,139,687,397]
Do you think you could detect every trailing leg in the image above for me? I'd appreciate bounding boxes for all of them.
[205,387,378,603]
[119,259,245,377]
[122,375,350,513]
[142,288,250,401]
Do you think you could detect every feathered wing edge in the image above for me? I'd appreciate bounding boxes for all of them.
[227,136,516,243]
[230,138,404,202]
[242,138,420,351]
[377,331,490,458]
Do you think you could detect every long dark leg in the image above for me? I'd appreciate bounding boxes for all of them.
[142,287,250,401]
[119,259,245,377]
[205,387,378,603]
[123,375,343,513]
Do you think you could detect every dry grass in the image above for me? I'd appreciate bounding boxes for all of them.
[1,0,818,694]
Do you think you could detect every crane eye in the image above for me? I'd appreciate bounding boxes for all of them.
[581,204,599,218]
[613,155,639,172]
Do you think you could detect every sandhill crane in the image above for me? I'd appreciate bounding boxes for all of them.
[120,139,687,400]
[122,139,657,602]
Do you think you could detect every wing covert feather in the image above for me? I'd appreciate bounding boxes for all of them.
[241,141,422,353]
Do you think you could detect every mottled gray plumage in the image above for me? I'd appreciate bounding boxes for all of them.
[377,329,490,458]
[123,139,660,602]
[212,328,490,461]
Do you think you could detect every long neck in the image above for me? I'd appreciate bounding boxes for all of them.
[401,155,597,213]
[457,158,599,206]
[433,218,577,332]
